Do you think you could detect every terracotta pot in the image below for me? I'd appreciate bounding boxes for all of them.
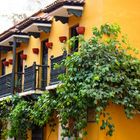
[32,48,39,54]
[20,54,27,60]
[9,59,13,65]
[59,36,67,43]
[3,61,9,66]
[76,26,85,35]
[45,42,53,49]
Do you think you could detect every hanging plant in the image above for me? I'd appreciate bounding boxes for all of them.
[45,42,53,49]
[31,92,57,126]
[9,59,13,65]
[0,24,140,140]
[32,48,39,54]
[0,98,12,139]
[59,36,67,43]
[20,54,27,60]
[8,96,33,140]
[56,23,140,138]
[3,61,9,66]
[76,26,85,35]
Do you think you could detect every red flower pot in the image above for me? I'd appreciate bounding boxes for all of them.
[45,42,53,49]
[20,54,27,60]
[76,26,85,35]
[32,48,39,54]
[9,59,13,65]
[3,61,9,66]
[59,36,67,43]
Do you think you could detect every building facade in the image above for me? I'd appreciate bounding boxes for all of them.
[0,0,140,140]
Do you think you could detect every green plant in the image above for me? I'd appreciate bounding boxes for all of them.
[0,92,57,140]
[56,23,140,138]
[0,23,140,140]
[0,98,11,139]
[8,96,33,140]
[31,92,57,127]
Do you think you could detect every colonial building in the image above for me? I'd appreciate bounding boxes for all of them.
[0,0,140,140]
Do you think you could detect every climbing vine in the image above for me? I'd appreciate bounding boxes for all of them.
[56,23,140,138]
[0,97,11,139]
[8,98,33,139]
[0,23,140,140]
[31,91,57,133]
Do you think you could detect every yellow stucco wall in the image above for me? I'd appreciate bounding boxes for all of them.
[70,0,140,53]
[0,0,140,139]
[84,104,140,140]
[44,118,59,140]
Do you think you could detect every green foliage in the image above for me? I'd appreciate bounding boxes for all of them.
[8,96,33,140]
[0,98,12,139]
[0,23,140,139]
[0,97,11,119]
[31,92,57,127]
[1,92,57,140]
[56,23,140,138]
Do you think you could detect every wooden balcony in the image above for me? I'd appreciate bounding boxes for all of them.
[24,63,48,92]
[0,73,12,98]
[50,52,66,85]
[0,52,67,98]
[0,63,48,98]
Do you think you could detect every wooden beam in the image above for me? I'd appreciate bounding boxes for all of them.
[38,26,51,34]
[28,32,40,38]
[14,37,29,44]
[9,42,20,48]
[67,9,83,17]
[54,16,68,24]
[0,46,12,51]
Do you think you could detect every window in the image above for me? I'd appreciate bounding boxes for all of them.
[41,39,48,89]
[70,25,79,53]
[17,51,23,73]
[32,126,43,140]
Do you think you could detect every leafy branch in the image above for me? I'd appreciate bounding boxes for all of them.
[0,23,140,140]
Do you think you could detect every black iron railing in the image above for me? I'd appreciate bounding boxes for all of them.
[0,53,67,97]
[0,73,12,97]
[24,64,36,92]
[50,52,66,85]
[24,63,48,92]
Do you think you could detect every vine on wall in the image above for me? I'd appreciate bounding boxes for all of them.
[0,24,140,140]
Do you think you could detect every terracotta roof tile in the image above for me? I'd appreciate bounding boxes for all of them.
[0,0,85,41]
[43,0,85,13]
[0,11,51,42]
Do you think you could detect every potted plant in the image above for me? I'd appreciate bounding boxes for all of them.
[45,42,53,49]
[9,59,13,65]
[20,54,27,60]
[76,26,85,35]
[3,61,9,66]
[59,36,67,43]
[32,48,39,54]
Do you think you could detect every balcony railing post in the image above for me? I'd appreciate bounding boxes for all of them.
[11,39,17,95]
[0,73,12,97]
[33,62,36,90]
[63,50,67,58]
[50,55,54,84]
